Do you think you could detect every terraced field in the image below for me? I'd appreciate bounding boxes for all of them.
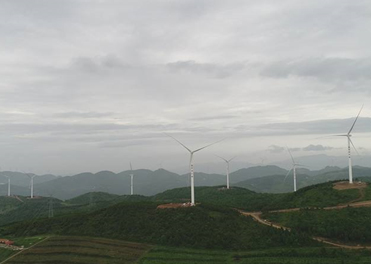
[3,236,152,264]
[139,246,371,264]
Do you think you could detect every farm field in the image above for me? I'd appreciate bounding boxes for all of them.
[139,246,371,264]
[2,236,152,264]
[3,239,371,264]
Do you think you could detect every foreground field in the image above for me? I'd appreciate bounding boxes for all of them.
[3,237,371,264]
[139,246,371,264]
[2,236,151,264]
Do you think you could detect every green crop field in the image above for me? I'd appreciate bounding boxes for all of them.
[3,236,152,264]
[139,246,371,264]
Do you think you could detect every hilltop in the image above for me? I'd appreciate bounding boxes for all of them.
[154,181,366,211]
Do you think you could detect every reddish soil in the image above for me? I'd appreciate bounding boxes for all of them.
[157,203,194,209]
[333,181,367,190]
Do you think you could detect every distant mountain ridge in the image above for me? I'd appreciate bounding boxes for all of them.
[1,165,371,199]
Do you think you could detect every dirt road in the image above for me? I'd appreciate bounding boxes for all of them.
[240,197,371,250]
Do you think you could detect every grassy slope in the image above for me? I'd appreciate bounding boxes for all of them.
[2,202,316,250]
[0,193,151,227]
[264,207,371,244]
[140,246,371,264]
[4,236,151,264]
[154,182,361,211]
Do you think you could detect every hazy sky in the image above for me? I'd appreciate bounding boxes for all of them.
[1,0,371,175]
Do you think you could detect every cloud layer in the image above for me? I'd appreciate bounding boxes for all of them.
[0,0,370,174]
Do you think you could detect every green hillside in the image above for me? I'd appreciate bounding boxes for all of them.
[264,207,371,245]
[2,202,315,250]
[154,186,282,211]
[0,192,152,227]
[235,167,371,193]
[0,196,64,226]
[267,182,361,209]
[154,182,361,211]
[234,174,313,193]
[230,165,288,183]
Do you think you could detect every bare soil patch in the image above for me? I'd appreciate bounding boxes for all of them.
[157,203,194,209]
[333,181,367,190]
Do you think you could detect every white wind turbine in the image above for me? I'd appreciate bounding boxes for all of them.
[216,155,236,189]
[333,106,363,184]
[129,163,134,195]
[165,134,224,206]
[4,175,10,196]
[27,173,36,198]
[284,147,305,192]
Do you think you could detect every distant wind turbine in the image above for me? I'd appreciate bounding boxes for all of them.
[130,163,134,195]
[216,155,236,189]
[333,105,363,184]
[165,133,224,206]
[284,147,305,192]
[27,173,36,198]
[4,175,10,196]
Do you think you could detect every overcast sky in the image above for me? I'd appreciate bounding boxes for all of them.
[0,0,371,175]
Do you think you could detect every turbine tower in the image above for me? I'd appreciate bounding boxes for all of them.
[334,106,363,184]
[130,163,134,195]
[165,134,223,206]
[27,173,36,198]
[284,147,305,192]
[4,175,10,196]
[216,155,236,189]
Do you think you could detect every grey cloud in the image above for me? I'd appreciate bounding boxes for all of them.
[258,117,371,136]
[167,60,246,78]
[54,112,115,119]
[303,144,334,151]
[260,58,371,82]
[267,145,285,153]
[71,55,130,73]
[189,115,238,121]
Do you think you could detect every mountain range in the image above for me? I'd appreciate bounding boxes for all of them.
[1,165,371,200]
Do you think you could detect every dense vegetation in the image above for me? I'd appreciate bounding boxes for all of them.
[154,182,361,211]
[264,207,371,244]
[1,202,316,250]
[0,193,150,226]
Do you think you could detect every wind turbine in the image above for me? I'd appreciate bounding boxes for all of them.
[284,147,305,192]
[333,106,363,184]
[4,175,10,196]
[27,173,36,198]
[129,163,134,195]
[165,133,224,206]
[216,155,236,189]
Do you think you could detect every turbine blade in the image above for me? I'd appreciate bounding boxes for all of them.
[193,138,225,153]
[215,155,228,163]
[164,133,192,153]
[130,162,133,171]
[283,168,292,183]
[349,137,360,156]
[228,156,237,162]
[348,105,363,135]
[286,146,295,164]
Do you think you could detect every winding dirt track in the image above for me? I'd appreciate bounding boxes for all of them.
[240,184,371,250]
